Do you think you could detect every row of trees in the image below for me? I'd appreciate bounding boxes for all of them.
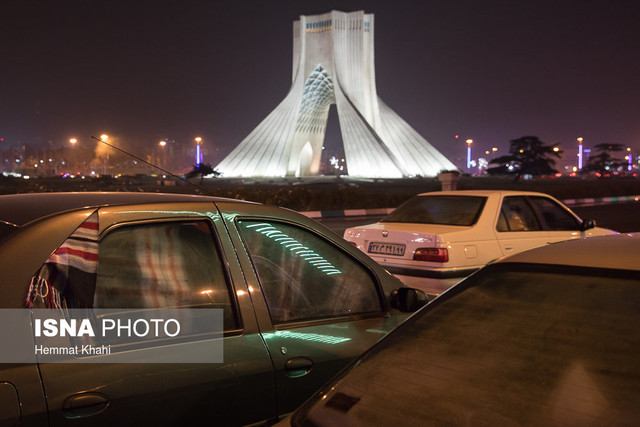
[487,136,632,179]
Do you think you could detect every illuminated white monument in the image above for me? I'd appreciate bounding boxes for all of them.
[216,10,456,178]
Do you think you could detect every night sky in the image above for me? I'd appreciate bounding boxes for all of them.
[2,0,639,169]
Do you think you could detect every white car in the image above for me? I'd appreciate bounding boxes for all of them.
[343,190,616,295]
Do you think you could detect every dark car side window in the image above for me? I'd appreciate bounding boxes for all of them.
[528,196,581,231]
[27,218,239,332]
[96,221,234,314]
[497,196,541,232]
[237,220,382,324]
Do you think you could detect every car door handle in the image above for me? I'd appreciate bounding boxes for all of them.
[62,392,110,419]
[284,356,314,378]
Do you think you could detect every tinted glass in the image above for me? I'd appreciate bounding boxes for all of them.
[529,196,580,230]
[237,220,382,324]
[497,196,541,231]
[294,265,640,425]
[381,196,486,226]
[95,221,238,330]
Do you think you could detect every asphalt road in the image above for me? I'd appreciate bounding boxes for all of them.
[318,202,640,236]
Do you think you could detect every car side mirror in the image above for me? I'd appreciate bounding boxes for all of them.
[390,287,429,312]
[580,219,596,231]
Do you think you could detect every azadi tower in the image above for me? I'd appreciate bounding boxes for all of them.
[216,10,456,178]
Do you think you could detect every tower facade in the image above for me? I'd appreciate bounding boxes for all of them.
[216,10,456,178]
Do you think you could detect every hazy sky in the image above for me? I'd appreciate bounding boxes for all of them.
[2,0,639,169]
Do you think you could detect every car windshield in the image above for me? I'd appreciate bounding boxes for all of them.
[292,264,640,426]
[381,195,486,226]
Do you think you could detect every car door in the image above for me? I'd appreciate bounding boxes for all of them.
[495,196,549,256]
[31,203,278,426]
[218,202,409,417]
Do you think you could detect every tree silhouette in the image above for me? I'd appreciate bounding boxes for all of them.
[185,163,220,184]
[488,136,562,180]
[582,143,625,175]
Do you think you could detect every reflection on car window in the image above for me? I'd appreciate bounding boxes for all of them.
[96,221,233,310]
[381,196,486,226]
[498,197,541,231]
[237,220,382,324]
[529,197,580,230]
[27,217,238,330]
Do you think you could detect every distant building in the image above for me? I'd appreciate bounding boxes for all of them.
[216,10,456,178]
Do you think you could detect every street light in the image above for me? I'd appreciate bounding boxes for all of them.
[577,137,584,170]
[466,139,473,169]
[99,134,109,175]
[195,137,203,166]
[69,138,77,145]
[159,140,167,170]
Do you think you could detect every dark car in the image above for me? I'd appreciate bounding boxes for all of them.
[284,234,640,426]
[0,192,425,426]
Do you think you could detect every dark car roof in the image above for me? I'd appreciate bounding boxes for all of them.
[0,192,248,226]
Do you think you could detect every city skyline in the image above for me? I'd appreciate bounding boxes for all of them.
[2,0,639,172]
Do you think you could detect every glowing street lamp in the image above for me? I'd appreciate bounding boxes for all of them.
[577,137,584,170]
[69,138,77,145]
[627,147,632,171]
[466,139,473,169]
[158,140,168,170]
[195,137,203,166]
[99,134,109,175]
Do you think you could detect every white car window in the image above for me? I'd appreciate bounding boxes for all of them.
[529,197,581,231]
[498,197,541,232]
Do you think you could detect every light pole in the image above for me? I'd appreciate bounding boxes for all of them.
[159,140,167,170]
[100,134,109,176]
[195,137,203,166]
[577,137,584,170]
[466,139,473,169]
[69,138,77,174]
[627,147,632,171]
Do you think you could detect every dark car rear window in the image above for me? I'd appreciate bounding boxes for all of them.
[381,195,486,226]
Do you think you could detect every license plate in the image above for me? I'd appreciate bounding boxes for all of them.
[368,242,406,256]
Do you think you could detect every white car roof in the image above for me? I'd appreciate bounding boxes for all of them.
[496,234,640,271]
[416,190,557,198]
